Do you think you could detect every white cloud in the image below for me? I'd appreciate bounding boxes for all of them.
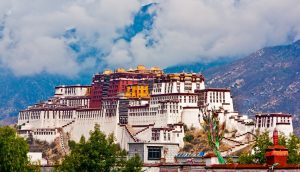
[105,39,133,66]
[0,0,140,77]
[1,0,300,76]
[107,0,300,68]
[1,36,80,76]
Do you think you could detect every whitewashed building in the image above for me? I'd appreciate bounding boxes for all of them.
[255,113,293,137]
[17,68,291,164]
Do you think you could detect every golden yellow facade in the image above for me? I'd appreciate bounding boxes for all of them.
[125,84,149,98]
[84,87,92,96]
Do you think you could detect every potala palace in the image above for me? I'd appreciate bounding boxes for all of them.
[17,65,294,164]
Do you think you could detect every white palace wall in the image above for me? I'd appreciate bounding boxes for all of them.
[54,85,89,97]
[255,113,293,137]
[71,109,118,142]
[181,107,201,129]
[115,125,136,151]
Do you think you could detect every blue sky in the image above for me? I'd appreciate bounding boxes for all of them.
[0,0,300,77]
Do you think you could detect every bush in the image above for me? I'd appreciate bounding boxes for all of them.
[226,157,234,164]
[183,134,194,143]
[238,153,254,164]
[122,154,143,172]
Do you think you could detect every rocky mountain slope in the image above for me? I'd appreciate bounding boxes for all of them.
[0,70,91,125]
[204,40,300,133]
[164,59,232,74]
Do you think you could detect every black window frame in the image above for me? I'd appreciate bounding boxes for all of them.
[147,146,162,160]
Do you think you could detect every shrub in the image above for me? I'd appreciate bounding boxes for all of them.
[183,134,194,143]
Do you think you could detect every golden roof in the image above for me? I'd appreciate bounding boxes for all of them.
[116,68,126,73]
[103,69,113,75]
[127,68,134,72]
[150,66,161,71]
[136,65,146,70]
[182,73,192,77]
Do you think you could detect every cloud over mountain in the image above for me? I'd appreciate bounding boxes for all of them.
[0,0,300,76]
[0,0,140,76]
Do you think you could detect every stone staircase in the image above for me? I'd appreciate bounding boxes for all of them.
[221,132,256,156]
[59,130,67,155]
[56,120,75,156]
[61,120,75,128]
[223,137,242,146]
[124,125,137,142]
[134,125,151,136]
[58,128,71,156]
[221,140,254,156]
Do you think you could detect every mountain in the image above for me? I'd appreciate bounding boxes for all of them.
[203,40,300,134]
[0,70,91,125]
[164,59,233,73]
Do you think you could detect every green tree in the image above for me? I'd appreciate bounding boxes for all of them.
[183,134,194,143]
[238,132,300,164]
[286,134,300,164]
[0,126,40,172]
[238,153,254,164]
[56,124,142,172]
[252,131,272,164]
[278,133,287,146]
[237,131,272,164]
[122,154,143,172]
[274,133,300,164]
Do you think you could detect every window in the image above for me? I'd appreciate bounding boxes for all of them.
[148,146,161,160]
[267,117,270,127]
[152,130,160,141]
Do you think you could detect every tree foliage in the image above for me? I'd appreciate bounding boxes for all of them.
[0,126,40,172]
[238,153,254,164]
[183,134,194,143]
[286,134,300,164]
[122,154,143,172]
[252,131,272,164]
[238,131,272,164]
[56,124,142,172]
[238,131,300,164]
[278,133,287,146]
[278,134,300,164]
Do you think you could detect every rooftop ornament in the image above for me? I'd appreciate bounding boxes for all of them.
[265,128,288,166]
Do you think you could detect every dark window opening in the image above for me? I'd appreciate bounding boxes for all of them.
[148,146,161,160]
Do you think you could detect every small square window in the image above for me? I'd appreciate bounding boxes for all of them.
[148,146,161,160]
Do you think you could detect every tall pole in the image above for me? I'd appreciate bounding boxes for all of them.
[200,105,226,164]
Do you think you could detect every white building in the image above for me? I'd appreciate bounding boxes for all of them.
[27,152,47,165]
[128,142,180,164]
[255,113,293,137]
[18,72,289,164]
